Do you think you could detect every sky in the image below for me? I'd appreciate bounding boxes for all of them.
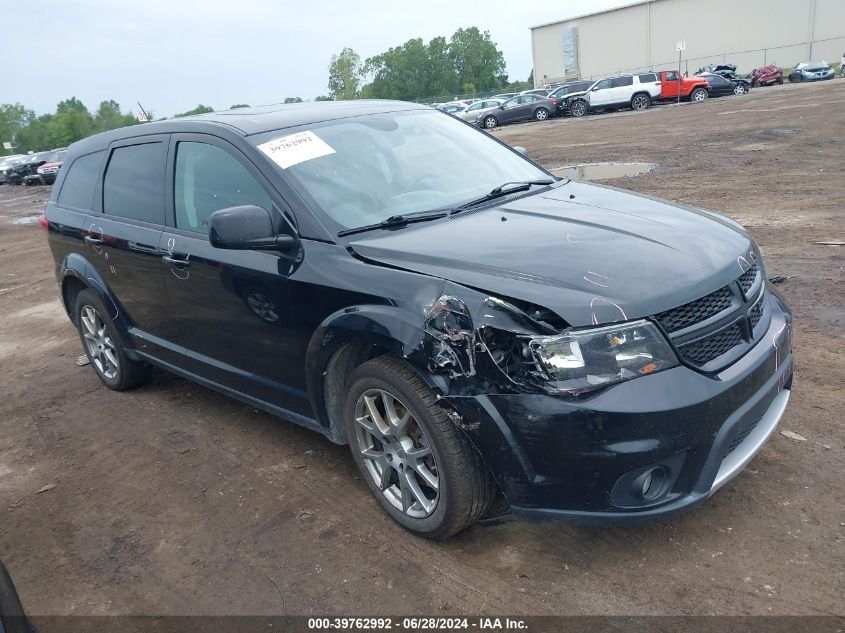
[4,0,633,118]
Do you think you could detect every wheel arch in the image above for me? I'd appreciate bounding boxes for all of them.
[59,255,135,351]
[631,90,652,104]
[305,306,449,444]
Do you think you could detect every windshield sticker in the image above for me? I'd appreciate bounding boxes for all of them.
[256,131,335,169]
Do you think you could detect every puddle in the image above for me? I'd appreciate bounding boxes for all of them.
[10,215,41,225]
[552,162,656,181]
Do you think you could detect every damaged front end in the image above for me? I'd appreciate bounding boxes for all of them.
[421,289,564,395]
[421,288,680,398]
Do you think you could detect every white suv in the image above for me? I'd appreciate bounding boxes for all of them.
[565,73,661,117]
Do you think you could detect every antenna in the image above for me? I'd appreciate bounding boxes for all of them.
[137,102,151,123]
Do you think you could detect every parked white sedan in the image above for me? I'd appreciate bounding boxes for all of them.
[454,99,504,122]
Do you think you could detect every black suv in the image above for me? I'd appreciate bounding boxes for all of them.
[46,102,793,538]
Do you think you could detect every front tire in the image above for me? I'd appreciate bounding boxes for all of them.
[733,83,747,95]
[74,289,150,391]
[483,115,498,129]
[569,100,588,117]
[631,93,651,110]
[534,107,549,121]
[343,356,495,539]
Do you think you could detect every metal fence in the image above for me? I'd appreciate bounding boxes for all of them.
[567,36,845,84]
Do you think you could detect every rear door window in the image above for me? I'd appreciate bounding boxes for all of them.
[174,141,271,234]
[102,142,166,224]
[611,76,634,88]
[638,73,657,83]
[57,151,104,210]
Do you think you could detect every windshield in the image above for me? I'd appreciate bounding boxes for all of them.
[251,109,549,232]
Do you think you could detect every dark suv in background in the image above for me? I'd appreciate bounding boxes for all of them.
[45,102,793,538]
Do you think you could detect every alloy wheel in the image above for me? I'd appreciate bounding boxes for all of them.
[353,388,440,519]
[535,108,548,120]
[484,116,497,129]
[692,89,707,102]
[632,95,650,110]
[571,101,586,117]
[80,305,119,380]
[734,84,746,95]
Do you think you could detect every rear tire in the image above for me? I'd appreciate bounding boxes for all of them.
[631,93,651,110]
[343,356,495,539]
[569,100,588,117]
[534,107,549,121]
[690,87,708,102]
[74,289,150,391]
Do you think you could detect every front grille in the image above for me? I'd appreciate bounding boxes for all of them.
[655,286,732,333]
[737,264,758,296]
[678,323,743,366]
[725,415,762,456]
[749,294,764,329]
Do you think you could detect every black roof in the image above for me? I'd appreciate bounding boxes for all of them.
[187,100,429,135]
[68,100,431,157]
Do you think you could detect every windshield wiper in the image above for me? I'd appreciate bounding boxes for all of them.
[337,209,449,237]
[451,179,555,214]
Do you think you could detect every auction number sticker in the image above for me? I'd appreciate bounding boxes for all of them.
[257,130,335,169]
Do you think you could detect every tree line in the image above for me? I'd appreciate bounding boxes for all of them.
[327,27,531,101]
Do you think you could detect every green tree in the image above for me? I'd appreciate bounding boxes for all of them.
[425,36,457,96]
[364,38,432,100]
[283,97,303,104]
[174,104,214,117]
[328,47,364,100]
[0,104,34,155]
[357,27,508,101]
[449,27,506,92]
[49,97,94,147]
[14,114,55,153]
[314,95,333,101]
[229,103,250,109]
[92,100,136,134]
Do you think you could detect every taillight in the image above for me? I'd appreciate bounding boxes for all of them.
[39,213,48,230]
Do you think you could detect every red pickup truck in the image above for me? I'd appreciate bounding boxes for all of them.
[657,70,710,102]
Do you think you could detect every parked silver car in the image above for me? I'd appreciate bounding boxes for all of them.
[454,98,504,122]
[788,61,835,82]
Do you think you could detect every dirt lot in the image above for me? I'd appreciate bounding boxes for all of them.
[0,80,843,618]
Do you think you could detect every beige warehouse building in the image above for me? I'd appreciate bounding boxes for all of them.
[531,0,845,85]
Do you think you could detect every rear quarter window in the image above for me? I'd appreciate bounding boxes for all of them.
[56,150,105,210]
[102,142,166,224]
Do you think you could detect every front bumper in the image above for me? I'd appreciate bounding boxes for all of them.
[446,291,793,525]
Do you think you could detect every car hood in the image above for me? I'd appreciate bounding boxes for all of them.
[348,182,753,328]
[561,90,589,100]
[462,106,500,120]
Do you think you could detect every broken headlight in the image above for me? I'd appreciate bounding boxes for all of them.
[530,320,678,395]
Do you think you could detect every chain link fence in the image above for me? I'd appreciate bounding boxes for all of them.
[565,36,845,84]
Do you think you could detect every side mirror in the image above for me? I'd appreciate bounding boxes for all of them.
[209,205,296,252]
[513,146,528,157]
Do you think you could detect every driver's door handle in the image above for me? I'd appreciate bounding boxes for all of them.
[84,235,103,246]
[162,255,191,270]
